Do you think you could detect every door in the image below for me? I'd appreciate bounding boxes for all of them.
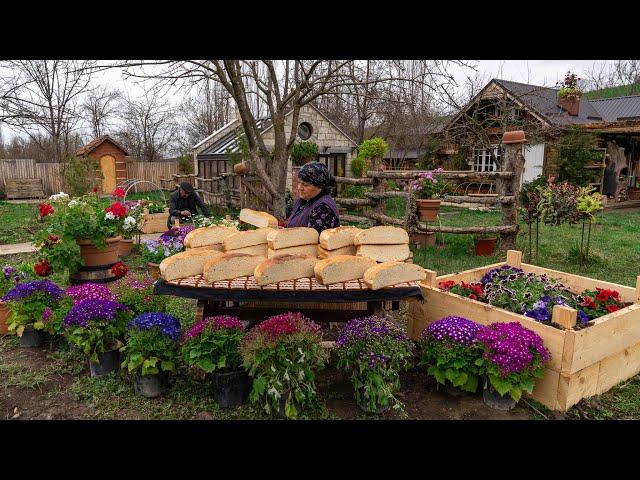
[522,143,545,184]
[100,155,117,193]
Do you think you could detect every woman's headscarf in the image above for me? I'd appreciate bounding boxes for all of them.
[297,161,336,193]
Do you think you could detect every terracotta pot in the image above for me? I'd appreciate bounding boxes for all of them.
[474,236,497,256]
[502,130,526,144]
[0,301,11,335]
[233,162,247,175]
[148,262,160,280]
[118,238,134,257]
[416,199,441,221]
[410,231,436,248]
[628,189,640,200]
[76,236,122,267]
[557,95,581,116]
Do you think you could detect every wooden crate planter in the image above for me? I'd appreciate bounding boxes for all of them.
[141,208,170,234]
[407,250,640,412]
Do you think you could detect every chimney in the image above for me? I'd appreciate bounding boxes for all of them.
[557,92,581,116]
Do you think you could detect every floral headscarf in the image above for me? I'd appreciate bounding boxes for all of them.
[297,162,336,192]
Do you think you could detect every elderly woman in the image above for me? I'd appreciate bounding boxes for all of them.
[285,161,340,234]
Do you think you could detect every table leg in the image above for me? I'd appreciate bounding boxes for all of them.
[367,301,386,316]
[195,300,206,323]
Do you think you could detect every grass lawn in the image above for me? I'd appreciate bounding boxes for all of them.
[0,201,40,244]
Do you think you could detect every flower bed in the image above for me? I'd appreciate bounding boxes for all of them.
[407,250,640,411]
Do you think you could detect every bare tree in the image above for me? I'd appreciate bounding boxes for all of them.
[81,86,121,138]
[584,60,640,96]
[115,90,179,162]
[0,60,95,162]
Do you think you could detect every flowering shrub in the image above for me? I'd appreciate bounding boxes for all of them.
[476,322,550,402]
[557,71,581,98]
[2,279,65,336]
[108,273,166,315]
[335,316,414,413]
[63,299,130,363]
[410,168,449,200]
[239,312,327,419]
[120,312,181,376]
[536,182,583,226]
[419,316,485,393]
[182,315,245,373]
[35,193,127,275]
[577,288,628,320]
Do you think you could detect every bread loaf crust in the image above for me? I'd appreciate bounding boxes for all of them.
[239,208,278,228]
[223,227,276,250]
[319,226,361,250]
[314,255,377,284]
[353,226,409,245]
[266,227,319,249]
[363,261,426,290]
[159,249,223,280]
[203,252,263,281]
[253,254,318,285]
[184,226,238,248]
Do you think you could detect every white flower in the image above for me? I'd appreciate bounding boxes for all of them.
[104,212,116,221]
[49,192,70,201]
[123,216,137,232]
[68,199,79,207]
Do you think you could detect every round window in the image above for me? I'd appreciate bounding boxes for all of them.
[297,122,312,140]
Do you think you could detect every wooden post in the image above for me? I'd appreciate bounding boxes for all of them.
[506,250,523,268]
[499,131,526,250]
[370,156,385,225]
[552,305,577,330]
[635,275,640,304]
[423,268,437,288]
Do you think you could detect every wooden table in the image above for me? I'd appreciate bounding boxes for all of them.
[154,275,423,324]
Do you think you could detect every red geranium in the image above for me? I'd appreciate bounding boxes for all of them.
[39,203,54,218]
[92,186,99,193]
[105,202,127,218]
[438,280,456,290]
[469,294,478,301]
[580,296,596,309]
[112,188,125,199]
[111,262,128,278]
[606,304,620,313]
[34,259,52,277]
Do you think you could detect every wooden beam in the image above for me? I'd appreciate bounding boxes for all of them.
[552,305,578,330]
[417,224,519,234]
[341,214,373,225]
[367,170,514,180]
[335,198,376,207]
[364,191,410,199]
[364,212,405,226]
[334,176,375,185]
[442,195,515,205]
[423,269,437,288]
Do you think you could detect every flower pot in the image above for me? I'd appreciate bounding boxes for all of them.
[474,237,497,256]
[89,349,120,377]
[357,386,390,414]
[77,236,122,267]
[134,371,169,398]
[409,231,436,248]
[276,391,302,419]
[118,238,134,257]
[20,325,46,347]
[0,301,10,336]
[212,369,250,408]
[445,381,474,398]
[482,384,516,411]
[233,162,247,175]
[416,199,441,221]
[147,262,160,280]
[628,189,640,201]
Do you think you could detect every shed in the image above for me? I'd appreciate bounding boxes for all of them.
[76,135,130,194]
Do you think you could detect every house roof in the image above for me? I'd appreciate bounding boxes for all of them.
[76,135,129,156]
[589,95,640,121]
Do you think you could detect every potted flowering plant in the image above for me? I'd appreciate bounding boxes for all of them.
[0,264,32,335]
[63,298,130,376]
[35,192,125,275]
[335,316,414,414]
[108,273,166,315]
[476,322,550,410]
[118,201,144,257]
[239,312,328,419]
[419,316,486,396]
[2,279,65,347]
[141,225,194,279]
[182,315,249,408]
[410,168,448,221]
[120,312,181,398]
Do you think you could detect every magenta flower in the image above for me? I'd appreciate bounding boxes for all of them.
[65,283,117,305]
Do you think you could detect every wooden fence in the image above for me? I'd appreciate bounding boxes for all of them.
[0,158,179,196]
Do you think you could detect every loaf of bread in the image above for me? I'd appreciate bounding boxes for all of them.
[319,226,361,250]
[356,244,411,262]
[266,227,319,250]
[184,226,238,249]
[239,208,279,228]
[160,249,223,281]
[186,244,224,252]
[229,244,268,257]
[364,262,426,290]
[254,254,318,286]
[317,244,357,259]
[203,253,265,282]
[268,244,318,258]
[353,226,409,246]
[223,227,276,251]
[314,255,377,285]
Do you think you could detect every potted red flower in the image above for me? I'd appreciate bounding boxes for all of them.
[410,168,448,221]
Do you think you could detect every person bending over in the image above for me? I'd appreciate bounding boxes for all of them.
[167,181,210,228]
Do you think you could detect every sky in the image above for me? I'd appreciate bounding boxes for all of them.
[0,59,615,143]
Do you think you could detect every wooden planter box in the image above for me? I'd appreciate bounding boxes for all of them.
[141,208,170,234]
[407,250,640,412]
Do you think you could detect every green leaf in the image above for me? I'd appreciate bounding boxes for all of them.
[253,376,267,396]
[197,358,214,373]
[452,372,468,388]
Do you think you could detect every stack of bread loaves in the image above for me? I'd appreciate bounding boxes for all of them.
[222,227,275,258]
[317,226,360,259]
[239,208,279,228]
[354,226,411,263]
[183,226,239,252]
[266,227,319,258]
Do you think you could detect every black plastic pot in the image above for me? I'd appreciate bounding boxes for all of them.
[483,384,516,411]
[445,381,474,398]
[20,326,46,348]
[277,392,302,419]
[358,386,390,414]
[134,371,169,398]
[89,349,120,377]
[212,369,250,408]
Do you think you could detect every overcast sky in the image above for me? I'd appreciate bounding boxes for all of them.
[0,59,615,142]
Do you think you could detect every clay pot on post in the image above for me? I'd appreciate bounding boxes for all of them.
[76,236,122,267]
[118,238,134,257]
[416,199,441,221]
[473,235,497,256]
[233,162,248,175]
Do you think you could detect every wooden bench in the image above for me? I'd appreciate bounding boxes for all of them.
[5,178,45,199]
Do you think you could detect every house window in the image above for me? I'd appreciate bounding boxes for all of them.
[473,146,501,172]
[298,122,313,140]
